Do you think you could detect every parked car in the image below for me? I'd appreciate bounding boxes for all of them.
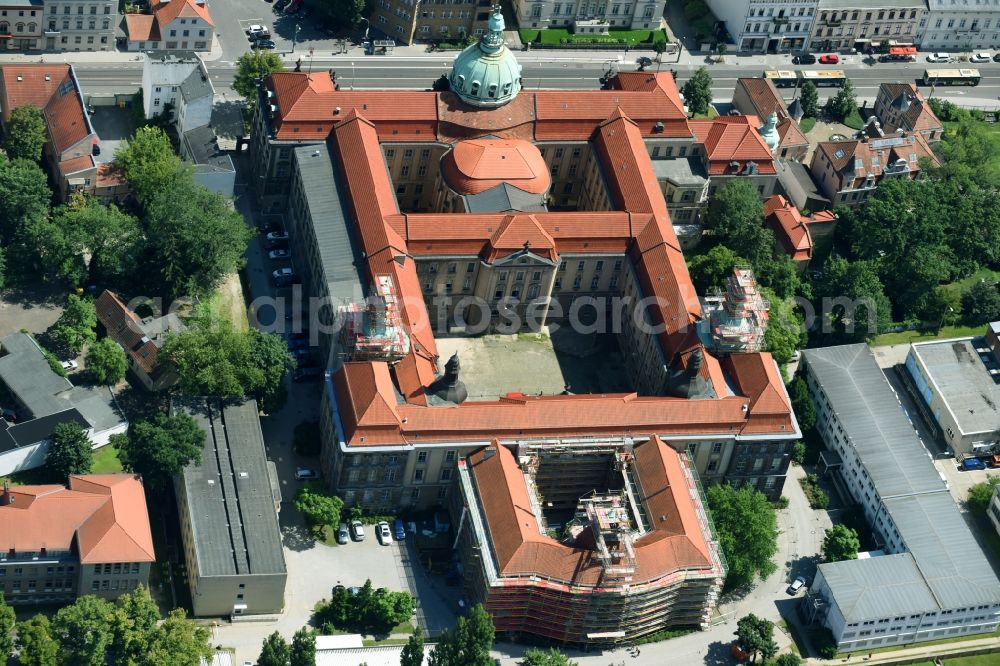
[336,523,350,545]
[272,267,295,280]
[394,518,406,540]
[295,467,319,480]
[266,231,289,241]
[246,24,270,39]
[253,39,276,50]
[274,0,290,9]
[293,367,323,382]
[376,521,392,545]
[350,520,365,541]
[268,248,291,260]
[787,576,806,595]
[792,53,816,65]
[60,359,79,372]
[291,348,313,361]
[927,52,952,63]
[818,53,839,64]
[970,52,992,63]
[994,53,1000,62]
[961,457,987,471]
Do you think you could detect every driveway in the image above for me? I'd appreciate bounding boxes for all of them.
[0,283,66,339]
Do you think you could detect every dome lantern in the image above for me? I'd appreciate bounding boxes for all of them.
[448,5,522,108]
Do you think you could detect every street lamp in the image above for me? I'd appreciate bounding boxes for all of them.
[359,17,370,41]
[291,23,302,53]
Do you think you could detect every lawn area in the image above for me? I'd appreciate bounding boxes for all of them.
[91,444,124,473]
[519,27,667,46]
[842,108,865,130]
[0,444,123,487]
[939,267,1000,301]
[836,627,1000,659]
[799,116,817,133]
[872,324,990,346]
[691,107,720,120]
[213,273,249,331]
[943,119,1000,171]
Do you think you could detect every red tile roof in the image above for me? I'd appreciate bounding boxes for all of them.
[441,139,550,195]
[0,475,155,564]
[0,64,72,122]
[814,132,939,192]
[875,83,942,135]
[0,64,93,156]
[484,214,557,263]
[124,14,161,42]
[152,0,214,28]
[701,116,777,175]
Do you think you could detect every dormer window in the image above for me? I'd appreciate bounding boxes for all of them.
[456,74,465,91]
[470,81,480,95]
[487,83,497,98]
[502,82,511,95]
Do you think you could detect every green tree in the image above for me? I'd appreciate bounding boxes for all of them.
[429,604,495,666]
[86,338,128,385]
[763,288,805,366]
[114,126,182,206]
[290,627,316,666]
[687,245,746,294]
[0,154,50,246]
[52,595,116,666]
[233,51,285,110]
[705,180,773,268]
[160,316,295,409]
[5,105,48,162]
[788,376,816,432]
[50,294,97,354]
[815,257,891,342]
[47,422,94,479]
[775,654,802,666]
[757,253,803,300]
[400,626,425,666]
[293,484,344,528]
[935,119,1000,188]
[258,631,291,666]
[822,524,860,563]
[735,613,777,664]
[15,614,59,666]
[143,174,253,299]
[39,197,143,285]
[681,66,713,116]
[706,484,778,590]
[113,412,206,491]
[825,78,857,121]
[967,477,1000,517]
[798,81,819,118]
[0,592,12,664]
[145,608,213,666]
[317,0,367,32]
[962,281,1000,326]
[521,648,578,665]
[112,585,161,665]
[0,245,6,292]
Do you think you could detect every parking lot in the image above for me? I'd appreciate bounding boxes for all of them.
[212,0,357,61]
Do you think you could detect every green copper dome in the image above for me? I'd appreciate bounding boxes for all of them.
[759,111,780,152]
[449,6,522,108]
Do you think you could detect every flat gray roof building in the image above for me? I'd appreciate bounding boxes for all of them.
[173,397,287,618]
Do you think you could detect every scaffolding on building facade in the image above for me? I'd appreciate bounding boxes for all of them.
[707,266,769,354]
[577,492,637,585]
[338,274,411,362]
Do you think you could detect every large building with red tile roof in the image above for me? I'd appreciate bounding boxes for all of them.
[0,474,155,605]
[763,194,838,266]
[872,82,944,143]
[732,77,810,162]
[250,19,800,642]
[124,0,214,52]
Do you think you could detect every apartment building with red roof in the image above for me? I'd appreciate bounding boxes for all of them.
[872,82,944,143]
[95,290,183,391]
[0,474,155,605]
[763,194,838,267]
[124,0,214,52]
[732,77,810,162]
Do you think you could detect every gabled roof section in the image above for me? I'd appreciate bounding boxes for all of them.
[725,352,790,415]
[0,64,72,119]
[734,77,786,119]
[701,116,777,175]
[152,0,214,27]
[441,138,550,195]
[0,64,94,156]
[483,214,556,263]
[336,361,401,430]
[96,290,161,375]
[124,14,161,42]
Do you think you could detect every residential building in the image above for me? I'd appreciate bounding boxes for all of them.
[43,0,117,51]
[903,323,1000,457]
[455,439,725,645]
[513,0,666,32]
[370,0,490,45]
[762,194,837,266]
[776,158,830,212]
[140,51,213,132]
[732,77,810,161]
[872,82,944,142]
[800,344,1000,652]
[0,0,43,50]
[172,398,287,618]
[0,63,125,203]
[124,0,214,52]
[94,290,183,392]
[809,130,938,207]
[0,474,155,605]
[808,0,926,52]
[0,332,128,476]
[705,0,817,53]
[922,0,1000,50]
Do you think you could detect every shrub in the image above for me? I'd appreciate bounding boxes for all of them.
[800,474,829,509]
[772,496,790,510]
[791,441,807,465]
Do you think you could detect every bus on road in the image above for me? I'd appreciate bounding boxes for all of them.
[763,70,799,88]
[921,68,981,86]
[799,70,847,87]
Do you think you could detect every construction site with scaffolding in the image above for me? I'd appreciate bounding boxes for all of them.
[336,275,411,363]
[702,266,770,354]
[453,438,726,646]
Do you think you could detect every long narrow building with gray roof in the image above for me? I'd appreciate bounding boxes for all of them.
[801,344,1000,652]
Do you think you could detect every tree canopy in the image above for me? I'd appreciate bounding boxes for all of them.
[115,127,182,206]
[0,593,13,665]
[428,604,495,666]
[735,613,778,664]
[160,314,295,410]
[144,609,213,666]
[47,422,94,480]
[788,376,816,433]
[257,632,291,666]
[49,294,97,355]
[316,579,415,635]
[967,477,1000,517]
[762,288,806,366]
[704,181,773,269]
[112,584,161,665]
[316,0,368,31]
[14,614,59,666]
[799,81,819,119]
[86,338,128,385]
[962,280,1000,326]
[400,626,425,666]
[293,483,344,528]
[113,412,205,491]
[5,105,48,163]
[825,78,857,121]
[706,484,778,590]
[687,245,746,294]
[52,595,116,666]
[681,67,713,116]
[234,51,285,108]
[520,648,578,665]
[290,627,317,666]
[814,257,890,342]
[822,524,860,563]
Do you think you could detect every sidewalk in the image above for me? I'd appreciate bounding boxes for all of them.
[805,635,1000,665]
[0,32,224,64]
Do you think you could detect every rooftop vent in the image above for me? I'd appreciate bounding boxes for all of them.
[15,75,22,82]
[207,479,215,485]
[334,106,341,115]
[44,74,50,81]
[653,121,664,133]
[238,471,248,478]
